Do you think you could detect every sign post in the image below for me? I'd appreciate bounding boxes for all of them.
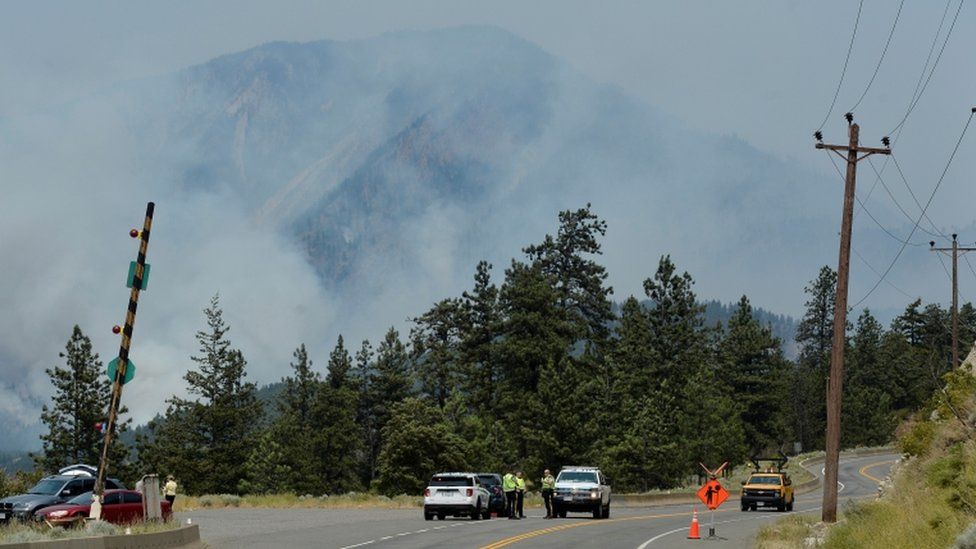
[90,202,155,520]
[697,462,730,539]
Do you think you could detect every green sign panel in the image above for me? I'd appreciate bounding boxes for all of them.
[107,358,136,385]
[126,262,151,290]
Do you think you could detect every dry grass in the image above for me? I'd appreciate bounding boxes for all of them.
[0,519,179,544]
[756,514,819,549]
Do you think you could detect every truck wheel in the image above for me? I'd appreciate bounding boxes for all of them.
[741,501,749,512]
[472,500,482,520]
[559,509,567,518]
[786,497,794,512]
[437,513,446,520]
[603,504,610,519]
[592,505,601,519]
[777,500,785,512]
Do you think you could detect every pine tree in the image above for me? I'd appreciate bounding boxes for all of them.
[411,299,465,408]
[360,329,412,484]
[273,344,321,495]
[791,266,837,451]
[523,204,614,352]
[313,336,363,494]
[238,429,293,495]
[137,295,263,495]
[37,326,131,476]
[460,261,500,414]
[718,296,791,454]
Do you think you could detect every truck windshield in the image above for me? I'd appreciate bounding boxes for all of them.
[558,472,597,483]
[430,476,473,487]
[747,476,781,485]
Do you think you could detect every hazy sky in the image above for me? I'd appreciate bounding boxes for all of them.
[1,1,974,448]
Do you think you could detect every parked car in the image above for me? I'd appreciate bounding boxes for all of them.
[0,465,124,522]
[423,472,492,521]
[476,473,506,515]
[552,466,612,519]
[34,490,172,526]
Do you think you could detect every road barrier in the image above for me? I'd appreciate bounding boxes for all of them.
[0,524,200,549]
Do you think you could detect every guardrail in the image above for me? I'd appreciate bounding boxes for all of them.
[0,524,200,549]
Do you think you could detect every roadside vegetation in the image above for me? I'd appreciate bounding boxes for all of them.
[0,519,178,544]
[756,367,976,548]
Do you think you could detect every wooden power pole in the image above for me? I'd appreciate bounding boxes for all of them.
[930,234,976,369]
[814,114,890,523]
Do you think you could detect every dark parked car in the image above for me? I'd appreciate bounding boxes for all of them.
[0,471,124,522]
[476,473,506,515]
[35,490,172,526]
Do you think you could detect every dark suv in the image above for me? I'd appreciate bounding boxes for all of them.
[476,473,506,515]
[0,472,124,522]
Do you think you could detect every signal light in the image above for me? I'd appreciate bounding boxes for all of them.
[112,325,122,334]
[129,229,140,238]
[424,489,430,497]
[466,488,473,497]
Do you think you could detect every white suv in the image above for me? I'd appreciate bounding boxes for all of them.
[552,466,612,519]
[423,473,492,521]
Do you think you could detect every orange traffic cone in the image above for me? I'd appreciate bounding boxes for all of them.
[687,508,701,540]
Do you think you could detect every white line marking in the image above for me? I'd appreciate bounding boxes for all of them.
[379,536,393,540]
[339,541,376,549]
[414,529,429,533]
[636,510,811,548]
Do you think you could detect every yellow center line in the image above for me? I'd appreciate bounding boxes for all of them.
[479,509,733,549]
[858,459,895,483]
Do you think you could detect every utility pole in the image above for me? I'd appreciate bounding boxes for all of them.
[90,202,154,520]
[930,234,976,369]
[814,114,890,523]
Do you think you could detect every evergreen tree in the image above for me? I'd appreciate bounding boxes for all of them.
[273,344,321,495]
[137,295,263,495]
[373,398,467,496]
[460,261,500,414]
[313,335,362,493]
[718,296,790,454]
[523,204,614,351]
[791,266,837,451]
[411,299,465,408]
[360,329,412,484]
[239,429,292,494]
[37,326,131,476]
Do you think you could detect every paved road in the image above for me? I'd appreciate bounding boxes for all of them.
[180,454,896,549]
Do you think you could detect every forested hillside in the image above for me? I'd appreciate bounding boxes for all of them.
[18,206,973,496]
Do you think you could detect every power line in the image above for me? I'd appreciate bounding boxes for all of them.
[849,0,906,112]
[851,245,915,300]
[825,150,926,246]
[888,0,965,135]
[888,154,952,241]
[851,111,974,309]
[865,157,945,239]
[816,0,864,132]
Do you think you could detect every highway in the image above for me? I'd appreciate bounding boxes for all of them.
[179,453,896,549]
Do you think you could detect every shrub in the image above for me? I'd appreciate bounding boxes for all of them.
[899,420,936,457]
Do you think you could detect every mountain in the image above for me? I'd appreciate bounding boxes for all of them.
[0,26,935,453]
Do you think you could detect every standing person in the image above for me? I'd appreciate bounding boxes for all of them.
[515,471,526,519]
[163,475,178,505]
[541,469,556,519]
[502,469,518,519]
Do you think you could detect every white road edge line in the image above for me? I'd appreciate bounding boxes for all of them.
[339,541,376,549]
[636,509,822,548]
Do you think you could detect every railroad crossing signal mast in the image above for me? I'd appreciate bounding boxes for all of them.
[90,202,155,520]
[814,115,890,523]
[930,235,976,369]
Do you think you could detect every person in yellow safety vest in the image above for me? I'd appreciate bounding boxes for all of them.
[515,471,526,519]
[541,469,556,519]
[503,469,519,519]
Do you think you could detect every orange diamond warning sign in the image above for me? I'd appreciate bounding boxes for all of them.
[697,479,728,510]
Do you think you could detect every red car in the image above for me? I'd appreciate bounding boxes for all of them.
[34,490,172,526]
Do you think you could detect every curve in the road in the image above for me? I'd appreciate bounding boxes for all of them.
[477,454,896,549]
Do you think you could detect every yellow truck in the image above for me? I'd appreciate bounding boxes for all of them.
[740,455,794,512]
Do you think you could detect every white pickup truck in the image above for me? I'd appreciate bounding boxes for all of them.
[552,466,612,519]
[423,473,492,521]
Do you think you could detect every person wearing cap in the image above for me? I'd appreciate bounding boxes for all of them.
[515,471,526,519]
[540,469,556,518]
[163,475,178,504]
